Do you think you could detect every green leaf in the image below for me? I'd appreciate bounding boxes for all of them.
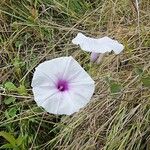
[110,82,122,93]
[141,77,150,87]
[4,82,17,91]
[17,84,27,95]
[0,143,14,149]
[13,57,23,76]
[0,131,16,147]
[16,135,24,146]
[4,97,16,105]
[15,40,23,48]
[4,110,10,119]
[8,107,18,117]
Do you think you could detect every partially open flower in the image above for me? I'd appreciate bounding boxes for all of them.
[31,56,95,115]
[72,33,124,62]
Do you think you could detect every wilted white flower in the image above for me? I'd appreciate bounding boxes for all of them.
[72,33,124,62]
[31,56,95,115]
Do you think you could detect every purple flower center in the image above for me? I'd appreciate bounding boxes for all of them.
[56,79,68,92]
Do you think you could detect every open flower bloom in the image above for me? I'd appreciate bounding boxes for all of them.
[31,56,95,115]
[72,33,124,62]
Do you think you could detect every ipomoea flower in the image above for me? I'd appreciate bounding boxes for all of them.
[72,33,124,62]
[31,56,95,115]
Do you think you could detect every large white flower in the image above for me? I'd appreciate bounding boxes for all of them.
[72,33,124,62]
[31,56,95,115]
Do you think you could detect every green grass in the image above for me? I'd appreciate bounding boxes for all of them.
[0,0,150,149]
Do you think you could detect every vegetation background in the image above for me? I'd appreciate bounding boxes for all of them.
[0,0,150,149]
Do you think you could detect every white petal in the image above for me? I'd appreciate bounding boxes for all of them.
[34,57,71,80]
[41,93,62,115]
[32,86,58,106]
[72,33,124,54]
[31,69,55,87]
[57,92,78,115]
[69,83,95,107]
[31,56,95,115]
[62,57,95,84]
[55,85,94,115]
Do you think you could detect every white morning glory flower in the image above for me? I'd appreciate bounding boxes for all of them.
[72,32,124,62]
[31,56,95,115]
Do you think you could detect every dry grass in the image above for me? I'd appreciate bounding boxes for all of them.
[0,0,150,149]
